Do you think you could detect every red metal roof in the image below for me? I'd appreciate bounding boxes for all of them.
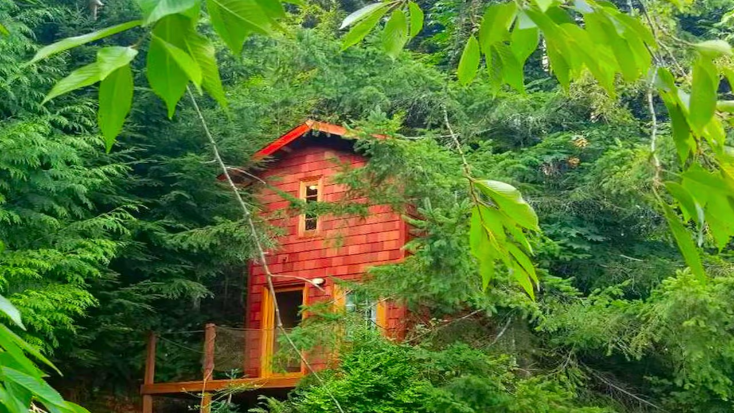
[253,119,354,160]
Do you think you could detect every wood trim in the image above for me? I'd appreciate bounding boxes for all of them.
[297,177,323,238]
[261,286,307,378]
[376,300,388,331]
[141,377,301,395]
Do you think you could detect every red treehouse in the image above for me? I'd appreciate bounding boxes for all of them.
[140,120,410,412]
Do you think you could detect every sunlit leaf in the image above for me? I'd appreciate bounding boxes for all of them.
[98,64,133,152]
[151,34,202,88]
[661,95,695,164]
[340,2,387,29]
[0,295,23,329]
[3,367,65,407]
[341,5,388,50]
[478,2,517,54]
[474,180,539,231]
[510,26,539,65]
[136,0,199,24]
[495,42,523,92]
[694,40,733,58]
[690,56,718,131]
[97,46,138,79]
[408,1,423,38]
[383,9,408,59]
[42,63,100,104]
[665,181,699,224]
[31,20,142,63]
[457,36,480,85]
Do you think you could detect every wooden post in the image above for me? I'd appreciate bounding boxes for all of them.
[142,331,156,413]
[203,323,216,381]
[200,393,212,413]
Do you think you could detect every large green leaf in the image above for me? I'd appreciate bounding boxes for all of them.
[510,26,539,65]
[662,202,705,281]
[0,296,23,330]
[42,63,100,104]
[340,2,388,29]
[690,56,718,131]
[660,94,695,164]
[255,0,285,19]
[495,42,523,92]
[408,2,423,38]
[146,36,189,118]
[98,65,133,152]
[474,180,539,230]
[382,9,408,59]
[96,46,138,79]
[31,20,142,63]
[151,34,202,88]
[665,181,699,224]
[2,367,65,408]
[694,40,733,58]
[457,36,480,86]
[478,2,517,54]
[0,326,58,373]
[136,0,199,24]
[341,5,388,50]
[207,0,273,54]
[154,15,227,108]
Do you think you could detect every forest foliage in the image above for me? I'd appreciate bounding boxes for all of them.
[1,0,734,411]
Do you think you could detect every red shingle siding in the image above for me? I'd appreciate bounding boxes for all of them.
[246,144,407,332]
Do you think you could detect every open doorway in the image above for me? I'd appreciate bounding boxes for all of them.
[261,286,304,376]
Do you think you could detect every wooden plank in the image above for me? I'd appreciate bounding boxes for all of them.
[142,395,153,413]
[140,376,302,395]
[200,393,212,413]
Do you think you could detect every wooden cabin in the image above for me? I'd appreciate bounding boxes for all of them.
[140,120,409,412]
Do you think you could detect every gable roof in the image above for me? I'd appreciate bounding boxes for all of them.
[253,119,353,160]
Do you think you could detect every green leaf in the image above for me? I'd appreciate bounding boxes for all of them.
[495,42,523,92]
[98,65,133,152]
[151,34,202,88]
[665,181,699,224]
[0,325,58,373]
[660,94,694,164]
[2,367,65,407]
[457,36,480,86]
[0,330,44,377]
[255,0,285,19]
[207,0,273,54]
[341,4,388,50]
[340,2,388,30]
[512,263,535,300]
[478,2,517,54]
[96,46,138,79]
[533,0,554,12]
[474,180,539,231]
[0,22,9,36]
[31,20,142,64]
[146,36,188,118]
[486,46,504,95]
[690,56,718,131]
[0,296,23,329]
[694,40,733,58]
[154,15,227,109]
[510,26,539,65]
[382,9,408,59]
[662,202,705,281]
[136,0,199,24]
[408,2,423,38]
[42,63,100,104]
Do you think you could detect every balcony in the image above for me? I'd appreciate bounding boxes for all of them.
[140,324,323,398]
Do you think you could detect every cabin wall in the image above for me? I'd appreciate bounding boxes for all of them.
[244,144,408,377]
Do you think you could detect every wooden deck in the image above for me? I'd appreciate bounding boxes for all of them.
[140,376,301,395]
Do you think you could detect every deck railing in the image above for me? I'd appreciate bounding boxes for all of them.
[141,324,323,400]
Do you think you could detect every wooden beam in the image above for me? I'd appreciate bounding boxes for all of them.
[140,376,301,395]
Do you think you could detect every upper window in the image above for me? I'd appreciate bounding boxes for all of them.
[300,179,321,235]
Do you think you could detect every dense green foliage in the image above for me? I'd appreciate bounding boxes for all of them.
[2,0,734,411]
